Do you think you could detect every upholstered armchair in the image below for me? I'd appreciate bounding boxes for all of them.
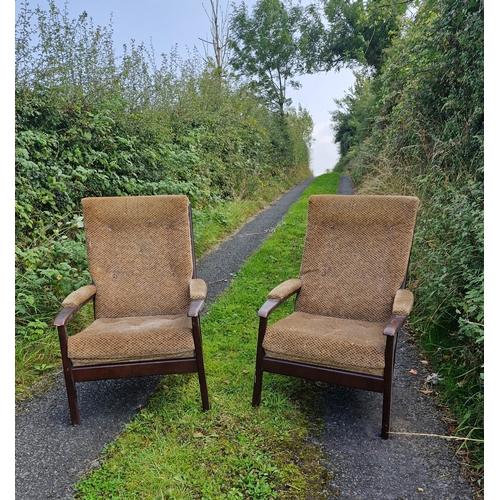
[252,194,419,439]
[54,195,209,425]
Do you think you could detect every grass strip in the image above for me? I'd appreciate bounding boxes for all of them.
[74,173,340,499]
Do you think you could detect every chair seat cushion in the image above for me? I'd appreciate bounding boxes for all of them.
[68,315,195,366]
[262,312,387,377]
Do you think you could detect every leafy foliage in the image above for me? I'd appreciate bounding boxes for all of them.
[299,0,406,73]
[229,0,304,115]
[330,70,381,157]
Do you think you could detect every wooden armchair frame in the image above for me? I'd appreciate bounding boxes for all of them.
[252,280,408,439]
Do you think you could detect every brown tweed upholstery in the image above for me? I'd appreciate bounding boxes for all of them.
[295,195,419,323]
[392,289,414,316]
[68,315,195,366]
[62,285,97,308]
[263,312,387,376]
[67,195,197,367]
[268,279,302,300]
[82,195,193,318]
[263,194,419,376]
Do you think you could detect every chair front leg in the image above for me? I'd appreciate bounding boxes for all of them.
[381,332,398,439]
[57,324,80,425]
[252,316,268,407]
[191,316,210,411]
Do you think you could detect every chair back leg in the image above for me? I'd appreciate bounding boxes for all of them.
[252,366,264,407]
[381,385,392,439]
[197,370,210,411]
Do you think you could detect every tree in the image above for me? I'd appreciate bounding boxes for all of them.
[199,0,232,79]
[300,0,407,74]
[229,0,303,116]
[330,71,379,157]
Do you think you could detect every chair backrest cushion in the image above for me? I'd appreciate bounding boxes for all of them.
[295,195,419,323]
[82,195,193,318]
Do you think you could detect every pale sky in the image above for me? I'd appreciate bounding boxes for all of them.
[14,0,356,176]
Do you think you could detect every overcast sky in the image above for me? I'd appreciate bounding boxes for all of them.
[14,0,356,176]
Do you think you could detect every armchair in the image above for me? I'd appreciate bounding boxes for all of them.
[252,195,419,439]
[54,195,209,425]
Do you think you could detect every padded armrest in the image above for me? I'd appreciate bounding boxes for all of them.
[62,285,97,308]
[383,289,414,337]
[188,279,207,318]
[268,279,302,300]
[190,279,207,300]
[54,285,97,328]
[392,289,414,316]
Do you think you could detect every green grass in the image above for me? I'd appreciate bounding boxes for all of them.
[191,175,308,259]
[73,172,340,499]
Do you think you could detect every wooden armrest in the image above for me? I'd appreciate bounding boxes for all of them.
[258,279,302,318]
[188,299,205,318]
[258,298,283,318]
[383,315,407,336]
[54,306,81,327]
[54,285,96,327]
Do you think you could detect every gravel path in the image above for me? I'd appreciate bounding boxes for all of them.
[15,176,476,499]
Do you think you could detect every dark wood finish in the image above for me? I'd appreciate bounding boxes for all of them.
[71,359,199,382]
[261,358,385,392]
[191,315,210,411]
[54,201,210,425]
[384,314,407,337]
[252,316,268,406]
[381,333,398,439]
[188,299,205,318]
